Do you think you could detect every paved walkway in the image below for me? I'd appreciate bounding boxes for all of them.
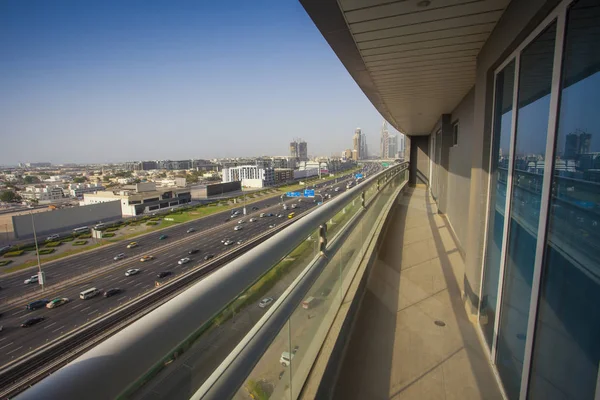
[333,187,503,400]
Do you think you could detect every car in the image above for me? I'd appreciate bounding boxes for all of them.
[334,187,340,192]
[237,240,245,245]
[298,198,302,202]
[238,219,245,224]
[159,235,168,240]
[186,228,196,233]
[103,288,121,298]
[204,254,214,261]
[188,249,199,255]
[46,297,69,309]
[277,214,283,218]
[24,275,39,285]
[223,240,234,246]
[249,218,256,222]
[26,299,49,310]
[251,206,259,211]
[234,225,243,231]
[267,213,274,217]
[269,224,276,228]
[125,269,140,277]
[178,257,190,265]
[113,253,126,261]
[260,213,266,218]
[280,351,295,367]
[46,234,60,241]
[21,317,45,328]
[140,255,154,262]
[127,242,138,249]
[291,204,297,209]
[156,271,172,278]
[258,297,274,308]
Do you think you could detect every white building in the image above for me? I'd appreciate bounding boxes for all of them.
[47,175,72,182]
[68,182,105,198]
[293,168,319,179]
[21,185,65,203]
[222,166,274,188]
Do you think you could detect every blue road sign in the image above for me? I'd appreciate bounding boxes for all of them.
[304,189,315,198]
[355,173,364,179]
[286,192,301,197]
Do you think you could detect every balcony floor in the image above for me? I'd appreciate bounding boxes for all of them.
[333,186,503,400]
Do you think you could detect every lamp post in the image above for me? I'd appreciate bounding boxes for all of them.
[30,211,44,291]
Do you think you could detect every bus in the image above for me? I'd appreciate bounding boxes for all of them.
[80,287,100,300]
[73,226,90,235]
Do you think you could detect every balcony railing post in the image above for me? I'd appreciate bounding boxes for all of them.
[319,223,327,256]
[361,191,366,209]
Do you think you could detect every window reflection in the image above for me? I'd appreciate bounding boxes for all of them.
[529,0,600,398]
[496,22,556,400]
[481,60,515,349]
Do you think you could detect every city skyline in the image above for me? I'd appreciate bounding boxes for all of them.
[1,0,393,165]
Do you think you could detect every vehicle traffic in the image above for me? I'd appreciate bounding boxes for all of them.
[125,269,140,276]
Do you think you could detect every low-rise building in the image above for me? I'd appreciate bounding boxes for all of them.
[222,165,274,188]
[20,185,65,203]
[47,175,72,182]
[274,168,293,184]
[81,182,191,217]
[68,182,105,198]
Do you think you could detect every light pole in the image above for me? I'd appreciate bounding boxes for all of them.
[30,211,44,291]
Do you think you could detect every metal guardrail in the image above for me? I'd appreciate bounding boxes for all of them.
[13,163,406,400]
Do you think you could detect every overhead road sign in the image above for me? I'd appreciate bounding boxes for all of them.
[286,192,301,197]
[304,189,315,198]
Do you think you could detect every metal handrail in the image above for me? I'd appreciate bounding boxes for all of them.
[15,163,407,400]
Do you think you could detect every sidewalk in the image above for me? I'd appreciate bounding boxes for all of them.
[333,186,503,400]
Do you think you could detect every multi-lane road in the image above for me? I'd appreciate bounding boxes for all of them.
[0,170,373,366]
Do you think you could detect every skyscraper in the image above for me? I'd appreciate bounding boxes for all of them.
[380,121,389,159]
[388,135,398,158]
[353,128,362,160]
[360,132,368,159]
[290,139,308,161]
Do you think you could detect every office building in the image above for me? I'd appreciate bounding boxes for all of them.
[353,128,362,160]
[273,168,293,184]
[380,121,389,159]
[290,140,308,161]
[388,134,397,159]
[221,165,274,188]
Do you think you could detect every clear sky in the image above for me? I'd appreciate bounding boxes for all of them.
[0,0,399,165]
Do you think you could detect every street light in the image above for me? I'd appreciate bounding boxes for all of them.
[30,211,45,291]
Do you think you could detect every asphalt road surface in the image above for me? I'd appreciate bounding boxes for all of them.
[0,171,373,366]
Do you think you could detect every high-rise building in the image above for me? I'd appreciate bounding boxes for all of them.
[399,133,406,159]
[342,149,352,160]
[290,139,308,161]
[353,128,362,160]
[380,121,389,159]
[360,132,368,159]
[388,135,398,158]
[564,130,592,159]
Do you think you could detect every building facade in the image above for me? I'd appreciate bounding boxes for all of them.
[274,168,293,184]
[380,121,389,159]
[353,128,362,160]
[221,165,275,188]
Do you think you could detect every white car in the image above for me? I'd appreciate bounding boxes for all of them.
[237,240,244,245]
[223,240,234,246]
[113,253,126,261]
[238,219,245,224]
[24,275,38,285]
[178,257,190,265]
[280,351,295,367]
[46,234,60,241]
[234,225,243,231]
[259,297,274,308]
[125,269,140,277]
[269,224,276,229]
[249,218,256,222]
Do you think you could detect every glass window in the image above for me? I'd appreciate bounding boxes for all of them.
[529,1,600,398]
[496,22,557,400]
[481,60,515,349]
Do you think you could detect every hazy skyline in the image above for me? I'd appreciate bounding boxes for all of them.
[0,0,400,165]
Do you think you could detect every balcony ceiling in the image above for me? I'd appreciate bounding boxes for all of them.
[301,0,510,135]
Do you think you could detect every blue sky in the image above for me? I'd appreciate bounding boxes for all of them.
[0,0,396,165]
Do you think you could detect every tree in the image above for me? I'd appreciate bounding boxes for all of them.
[0,190,21,203]
[23,176,40,184]
[73,176,87,183]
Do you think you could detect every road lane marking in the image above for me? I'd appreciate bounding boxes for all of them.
[71,303,83,309]
[142,284,150,289]
[0,337,6,342]
[80,306,90,312]
[43,322,57,330]
[0,342,13,350]
[117,278,127,284]
[116,296,127,302]
[133,282,142,287]
[88,309,98,315]
[7,346,23,355]
[52,325,65,333]
[11,310,26,316]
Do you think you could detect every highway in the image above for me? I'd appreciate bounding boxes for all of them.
[0,169,374,367]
